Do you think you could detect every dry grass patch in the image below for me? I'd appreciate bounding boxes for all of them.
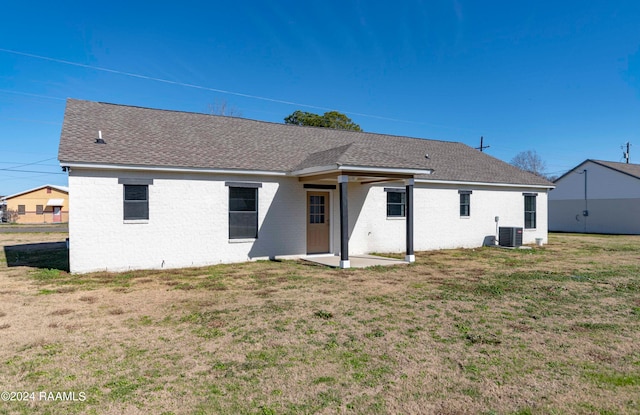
[78,295,98,304]
[48,308,74,316]
[0,232,639,414]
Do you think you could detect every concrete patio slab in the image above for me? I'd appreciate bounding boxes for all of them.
[302,254,408,268]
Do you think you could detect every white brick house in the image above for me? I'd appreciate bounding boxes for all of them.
[59,99,553,273]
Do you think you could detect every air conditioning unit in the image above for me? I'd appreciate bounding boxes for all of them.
[499,227,523,247]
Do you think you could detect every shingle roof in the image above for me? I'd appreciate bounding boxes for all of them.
[590,160,640,180]
[58,99,552,187]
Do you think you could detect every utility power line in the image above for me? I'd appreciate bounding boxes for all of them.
[0,47,452,128]
[0,169,64,174]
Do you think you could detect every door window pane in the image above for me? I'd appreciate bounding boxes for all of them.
[309,195,325,224]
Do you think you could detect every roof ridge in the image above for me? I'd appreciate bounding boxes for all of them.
[65,98,463,145]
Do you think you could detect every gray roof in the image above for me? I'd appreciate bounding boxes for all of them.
[58,99,552,187]
[590,160,640,180]
[554,159,640,183]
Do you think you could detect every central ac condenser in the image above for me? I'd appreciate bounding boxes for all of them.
[499,227,523,247]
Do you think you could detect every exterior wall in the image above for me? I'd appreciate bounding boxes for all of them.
[4,187,69,224]
[549,161,640,233]
[69,168,550,273]
[345,183,548,255]
[550,198,640,234]
[69,169,306,273]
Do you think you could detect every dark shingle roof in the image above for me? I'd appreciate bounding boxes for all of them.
[58,99,552,187]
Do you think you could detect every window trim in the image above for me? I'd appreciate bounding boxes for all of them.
[385,189,406,218]
[118,178,154,185]
[228,186,259,239]
[225,181,262,189]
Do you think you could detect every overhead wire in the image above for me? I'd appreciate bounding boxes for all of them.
[0,47,441,126]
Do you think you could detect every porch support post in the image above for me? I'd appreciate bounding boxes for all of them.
[405,178,415,263]
[338,175,350,269]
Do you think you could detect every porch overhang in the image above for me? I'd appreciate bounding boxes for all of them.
[46,198,65,207]
[293,165,430,269]
[292,164,433,183]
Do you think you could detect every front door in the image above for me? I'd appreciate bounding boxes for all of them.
[52,206,61,223]
[307,192,330,254]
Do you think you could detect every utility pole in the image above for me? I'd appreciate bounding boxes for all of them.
[623,142,631,163]
[476,136,490,152]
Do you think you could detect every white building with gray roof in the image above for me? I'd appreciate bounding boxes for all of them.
[59,99,553,273]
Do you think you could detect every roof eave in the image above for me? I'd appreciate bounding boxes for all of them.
[416,178,555,189]
[291,164,433,177]
[59,161,288,177]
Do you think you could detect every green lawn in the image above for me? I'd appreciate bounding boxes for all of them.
[0,233,639,414]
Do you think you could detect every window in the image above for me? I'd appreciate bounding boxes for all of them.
[229,187,258,239]
[524,194,537,229]
[309,195,326,224]
[46,187,51,194]
[18,205,25,215]
[386,191,405,217]
[36,205,43,215]
[459,191,472,217]
[123,185,149,220]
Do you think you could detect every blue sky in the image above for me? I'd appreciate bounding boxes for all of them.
[1,0,639,195]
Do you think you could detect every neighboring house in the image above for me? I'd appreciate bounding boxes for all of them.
[549,159,640,234]
[58,99,553,273]
[1,184,69,224]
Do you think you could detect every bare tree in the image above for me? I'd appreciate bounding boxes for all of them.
[511,150,547,177]
[208,99,242,117]
[3,208,19,223]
